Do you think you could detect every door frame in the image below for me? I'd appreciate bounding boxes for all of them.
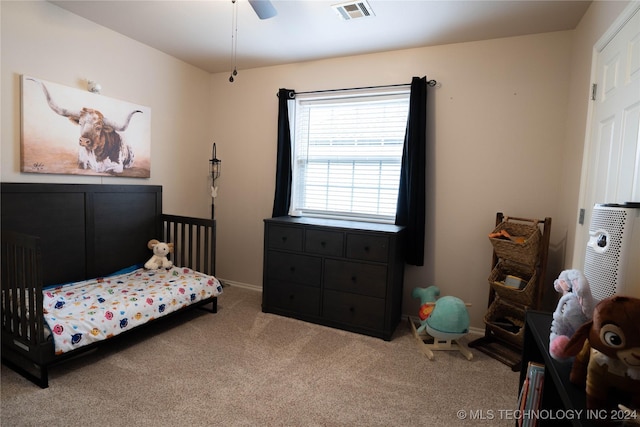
[572,1,640,269]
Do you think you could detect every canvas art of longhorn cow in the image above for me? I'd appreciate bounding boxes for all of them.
[26,77,142,174]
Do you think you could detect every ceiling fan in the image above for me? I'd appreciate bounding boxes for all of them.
[248,0,277,20]
[228,0,276,82]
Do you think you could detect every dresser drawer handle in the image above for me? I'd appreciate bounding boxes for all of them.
[364,246,370,252]
[290,266,296,273]
[351,276,357,282]
[289,294,295,301]
[349,306,355,313]
[281,236,288,242]
[321,241,326,247]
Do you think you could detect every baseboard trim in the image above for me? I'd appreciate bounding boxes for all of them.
[467,326,485,336]
[217,282,487,335]
[218,278,262,292]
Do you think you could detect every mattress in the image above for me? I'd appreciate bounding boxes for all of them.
[43,266,223,354]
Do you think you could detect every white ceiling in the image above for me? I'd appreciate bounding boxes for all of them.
[50,0,592,75]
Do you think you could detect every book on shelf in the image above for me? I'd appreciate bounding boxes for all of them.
[518,361,545,427]
[517,376,529,427]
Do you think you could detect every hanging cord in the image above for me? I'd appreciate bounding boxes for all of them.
[229,0,239,82]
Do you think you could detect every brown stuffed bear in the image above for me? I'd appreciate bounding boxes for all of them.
[558,295,640,418]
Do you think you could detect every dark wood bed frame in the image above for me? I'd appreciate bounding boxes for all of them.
[1,183,217,388]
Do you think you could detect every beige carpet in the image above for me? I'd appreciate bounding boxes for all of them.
[1,286,519,426]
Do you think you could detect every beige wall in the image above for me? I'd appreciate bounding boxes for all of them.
[210,33,574,327]
[1,1,213,217]
[1,1,630,329]
[558,0,631,270]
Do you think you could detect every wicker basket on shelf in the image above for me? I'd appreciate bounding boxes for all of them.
[489,219,541,267]
[484,298,525,347]
[488,260,537,307]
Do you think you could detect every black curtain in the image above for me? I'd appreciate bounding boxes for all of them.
[272,88,295,217]
[395,76,427,266]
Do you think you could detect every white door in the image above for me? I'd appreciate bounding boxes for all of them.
[573,3,640,269]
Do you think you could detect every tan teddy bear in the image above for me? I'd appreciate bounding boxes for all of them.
[556,295,640,417]
[144,239,174,269]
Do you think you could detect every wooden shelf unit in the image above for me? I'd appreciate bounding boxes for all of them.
[468,212,551,371]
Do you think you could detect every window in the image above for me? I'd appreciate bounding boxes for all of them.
[289,87,410,223]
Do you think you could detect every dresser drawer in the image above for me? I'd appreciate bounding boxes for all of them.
[267,251,321,287]
[346,233,389,262]
[305,229,343,256]
[268,225,303,251]
[324,259,387,298]
[323,290,385,331]
[265,280,321,316]
[264,216,404,341]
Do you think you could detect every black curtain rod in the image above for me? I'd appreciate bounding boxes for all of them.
[278,79,437,97]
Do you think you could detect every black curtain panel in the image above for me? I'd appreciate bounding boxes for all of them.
[272,88,295,218]
[395,76,427,266]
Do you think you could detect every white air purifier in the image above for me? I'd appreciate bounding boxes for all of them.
[583,204,640,301]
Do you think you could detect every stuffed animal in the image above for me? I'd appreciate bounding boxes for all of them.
[554,295,640,415]
[144,239,174,270]
[412,286,470,336]
[549,269,597,360]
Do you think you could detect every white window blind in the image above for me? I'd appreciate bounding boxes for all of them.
[290,88,410,223]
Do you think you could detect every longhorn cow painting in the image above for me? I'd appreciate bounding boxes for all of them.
[21,75,151,177]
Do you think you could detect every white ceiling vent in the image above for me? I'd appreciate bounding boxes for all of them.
[332,1,375,21]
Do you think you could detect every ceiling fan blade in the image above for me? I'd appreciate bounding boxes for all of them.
[248,0,277,20]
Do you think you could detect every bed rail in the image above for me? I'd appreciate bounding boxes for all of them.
[1,231,52,387]
[1,231,46,348]
[1,214,217,388]
[161,214,216,277]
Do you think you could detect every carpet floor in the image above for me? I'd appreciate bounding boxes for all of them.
[1,285,520,426]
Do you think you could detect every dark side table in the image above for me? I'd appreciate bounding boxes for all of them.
[521,310,593,427]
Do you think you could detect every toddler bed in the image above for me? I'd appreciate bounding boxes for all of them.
[1,183,221,388]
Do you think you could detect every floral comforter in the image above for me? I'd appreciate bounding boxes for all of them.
[43,266,223,354]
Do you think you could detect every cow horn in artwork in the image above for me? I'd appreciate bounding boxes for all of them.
[27,77,143,132]
[103,110,143,132]
[26,77,81,120]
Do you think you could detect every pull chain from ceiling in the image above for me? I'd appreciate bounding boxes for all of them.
[229,0,238,82]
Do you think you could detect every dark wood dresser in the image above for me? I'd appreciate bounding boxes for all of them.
[262,216,405,340]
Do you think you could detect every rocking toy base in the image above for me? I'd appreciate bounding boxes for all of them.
[408,317,474,361]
